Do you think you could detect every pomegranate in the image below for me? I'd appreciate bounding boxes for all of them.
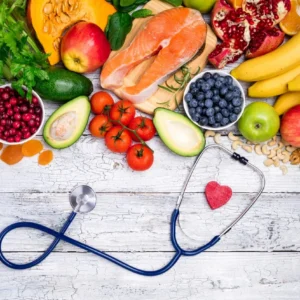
[246,27,285,58]
[0,86,43,143]
[209,0,291,68]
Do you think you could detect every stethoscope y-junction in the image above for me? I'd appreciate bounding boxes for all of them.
[0,144,265,276]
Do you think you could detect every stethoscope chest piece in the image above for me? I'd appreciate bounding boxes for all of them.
[69,185,97,214]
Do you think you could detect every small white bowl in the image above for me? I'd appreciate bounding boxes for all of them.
[183,70,246,131]
[0,84,45,145]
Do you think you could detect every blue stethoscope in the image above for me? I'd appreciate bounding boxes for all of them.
[0,145,265,276]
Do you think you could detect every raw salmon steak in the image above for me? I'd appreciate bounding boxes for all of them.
[100,7,207,103]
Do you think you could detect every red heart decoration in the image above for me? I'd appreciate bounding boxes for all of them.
[205,181,232,210]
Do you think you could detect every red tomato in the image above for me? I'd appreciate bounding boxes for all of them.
[128,117,156,142]
[105,126,132,153]
[89,115,112,138]
[109,100,135,126]
[90,91,114,115]
[127,144,154,171]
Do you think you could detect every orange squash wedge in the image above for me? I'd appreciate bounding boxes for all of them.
[27,0,116,65]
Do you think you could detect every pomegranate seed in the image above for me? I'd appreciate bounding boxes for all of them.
[13,121,21,129]
[22,113,32,122]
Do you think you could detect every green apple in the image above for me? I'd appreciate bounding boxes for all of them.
[183,0,217,13]
[238,102,280,143]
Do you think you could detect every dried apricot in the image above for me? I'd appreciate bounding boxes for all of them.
[0,143,3,151]
[0,145,24,165]
[38,150,53,166]
[22,140,43,157]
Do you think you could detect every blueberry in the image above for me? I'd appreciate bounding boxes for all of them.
[196,78,204,85]
[229,113,238,123]
[208,116,216,125]
[228,85,235,91]
[205,99,213,108]
[200,102,205,107]
[215,80,222,89]
[196,82,202,89]
[225,92,233,101]
[194,113,201,122]
[218,76,225,83]
[190,99,198,108]
[185,93,193,102]
[206,107,215,117]
[191,88,198,95]
[221,118,229,126]
[232,98,242,107]
[215,112,222,122]
[203,73,212,80]
[212,89,219,96]
[228,103,233,111]
[233,86,241,93]
[202,108,207,115]
[213,123,221,128]
[196,93,205,101]
[220,87,228,96]
[219,99,227,108]
[199,117,208,126]
[233,106,242,114]
[190,82,196,89]
[221,108,230,117]
[191,113,196,121]
[196,107,202,114]
[207,78,215,87]
[214,106,220,113]
[212,95,220,103]
[201,83,210,92]
[205,90,213,99]
[189,108,196,115]
[213,73,220,80]
[225,76,233,85]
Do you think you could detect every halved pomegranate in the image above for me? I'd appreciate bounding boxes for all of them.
[209,0,291,68]
[246,27,285,58]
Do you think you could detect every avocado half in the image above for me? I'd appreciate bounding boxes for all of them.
[43,96,91,149]
[153,108,206,157]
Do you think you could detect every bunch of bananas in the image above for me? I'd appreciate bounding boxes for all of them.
[231,32,300,115]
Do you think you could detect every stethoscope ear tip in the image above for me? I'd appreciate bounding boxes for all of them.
[69,185,97,214]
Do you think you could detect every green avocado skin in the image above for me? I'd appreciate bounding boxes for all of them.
[35,67,93,102]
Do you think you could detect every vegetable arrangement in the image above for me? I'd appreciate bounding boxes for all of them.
[0,0,300,176]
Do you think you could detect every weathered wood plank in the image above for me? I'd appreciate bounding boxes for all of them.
[0,136,298,193]
[0,193,299,252]
[0,252,299,300]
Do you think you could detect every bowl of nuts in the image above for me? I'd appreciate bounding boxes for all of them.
[0,84,45,145]
[183,71,246,131]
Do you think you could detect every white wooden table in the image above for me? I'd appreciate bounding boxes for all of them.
[1,60,300,300]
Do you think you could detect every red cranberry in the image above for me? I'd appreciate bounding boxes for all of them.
[0,119,6,126]
[22,113,32,122]
[4,130,9,137]
[9,128,16,136]
[35,107,42,114]
[0,88,3,93]
[14,113,22,121]
[2,92,9,100]
[7,137,14,143]
[4,87,11,92]
[35,116,41,123]
[5,120,12,127]
[29,103,35,109]
[0,107,4,113]
[21,127,29,133]
[23,132,31,139]
[28,119,36,127]
[5,102,11,109]
[14,136,21,142]
[7,109,13,116]
[2,114,8,119]
[13,106,20,113]
[10,97,17,106]
[30,127,37,134]
[13,121,20,129]
[32,96,39,104]
[19,105,28,113]
[29,108,34,114]
[0,126,4,132]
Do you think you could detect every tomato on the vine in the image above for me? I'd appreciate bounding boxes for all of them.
[105,126,132,153]
[127,144,154,171]
[90,91,114,115]
[128,117,156,142]
[89,115,112,138]
[109,100,135,126]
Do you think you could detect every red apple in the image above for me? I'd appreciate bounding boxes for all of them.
[61,22,111,73]
[280,105,300,147]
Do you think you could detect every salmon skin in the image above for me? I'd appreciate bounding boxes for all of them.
[100,7,207,103]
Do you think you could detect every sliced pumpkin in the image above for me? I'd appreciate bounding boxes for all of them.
[27,0,116,65]
[280,0,300,35]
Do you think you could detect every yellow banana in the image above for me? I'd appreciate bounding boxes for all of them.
[288,74,300,91]
[231,32,300,82]
[273,92,300,115]
[248,64,300,98]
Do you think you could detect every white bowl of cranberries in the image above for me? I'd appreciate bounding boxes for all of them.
[0,84,45,145]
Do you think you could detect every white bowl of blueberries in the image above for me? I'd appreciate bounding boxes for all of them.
[183,70,245,130]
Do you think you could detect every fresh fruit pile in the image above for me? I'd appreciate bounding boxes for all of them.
[208,0,290,68]
[0,86,43,143]
[185,72,243,128]
[89,92,155,171]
